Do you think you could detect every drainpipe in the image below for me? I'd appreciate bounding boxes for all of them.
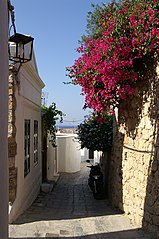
[0,0,9,238]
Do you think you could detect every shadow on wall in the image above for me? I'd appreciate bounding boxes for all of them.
[108,57,159,237]
[118,56,156,139]
[108,116,125,212]
[108,78,150,215]
[100,151,110,196]
[142,64,159,237]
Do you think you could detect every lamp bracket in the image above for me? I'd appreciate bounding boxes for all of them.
[8,0,16,34]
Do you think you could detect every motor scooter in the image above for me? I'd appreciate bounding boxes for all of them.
[86,160,104,199]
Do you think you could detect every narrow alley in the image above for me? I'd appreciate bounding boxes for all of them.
[9,163,150,239]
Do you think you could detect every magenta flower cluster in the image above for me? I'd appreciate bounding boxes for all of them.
[67,0,159,114]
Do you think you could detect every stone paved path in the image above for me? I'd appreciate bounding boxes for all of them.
[9,163,151,239]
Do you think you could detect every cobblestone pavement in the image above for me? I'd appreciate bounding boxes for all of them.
[9,163,151,239]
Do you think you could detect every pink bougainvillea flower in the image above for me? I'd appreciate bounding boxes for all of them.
[66,0,159,116]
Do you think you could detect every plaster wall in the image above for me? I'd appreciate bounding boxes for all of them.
[9,63,44,223]
[81,148,101,163]
[56,134,81,173]
[47,135,59,180]
[81,148,89,162]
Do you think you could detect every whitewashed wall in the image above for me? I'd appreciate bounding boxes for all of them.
[56,133,81,173]
[47,135,59,180]
[47,133,102,177]
[81,148,89,162]
[81,148,101,164]
[9,60,44,222]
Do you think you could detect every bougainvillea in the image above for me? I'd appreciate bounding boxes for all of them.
[66,0,159,114]
[76,113,113,151]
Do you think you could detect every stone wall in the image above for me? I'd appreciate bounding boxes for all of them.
[8,65,17,203]
[109,65,159,237]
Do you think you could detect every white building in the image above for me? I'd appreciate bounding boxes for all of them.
[8,51,45,223]
[47,131,102,177]
[81,148,101,164]
[47,133,81,176]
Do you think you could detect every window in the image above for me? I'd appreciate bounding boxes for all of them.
[34,120,38,165]
[24,119,30,176]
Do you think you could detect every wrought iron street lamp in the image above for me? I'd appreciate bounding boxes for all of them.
[8,0,34,64]
[9,33,34,63]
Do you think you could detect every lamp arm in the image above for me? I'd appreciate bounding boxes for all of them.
[8,0,16,34]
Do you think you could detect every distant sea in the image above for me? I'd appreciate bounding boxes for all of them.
[56,125,77,129]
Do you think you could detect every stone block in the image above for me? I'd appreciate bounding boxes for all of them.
[138,171,146,183]
[8,110,15,122]
[151,160,158,172]
[9,157,15,168]
[8,141,17,157]
[9,188,16,203]
[134,214,143,226]
[9,167,17,178]
[152,215,159,226]
[8,96,16,109]
[9,167,17,203]
[8,87,14,95]
[9,177,17,189]
[153,201,159,215]
[144,212,152,224]
[8,124,16,137]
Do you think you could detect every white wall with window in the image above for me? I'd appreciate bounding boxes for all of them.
[9,52,45,223]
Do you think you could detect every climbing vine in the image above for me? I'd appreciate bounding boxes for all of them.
[42,102,65,147]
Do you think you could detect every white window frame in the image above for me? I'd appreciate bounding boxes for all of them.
[34,120,38,165]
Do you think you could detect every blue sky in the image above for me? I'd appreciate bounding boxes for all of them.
[12,0,111,125]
